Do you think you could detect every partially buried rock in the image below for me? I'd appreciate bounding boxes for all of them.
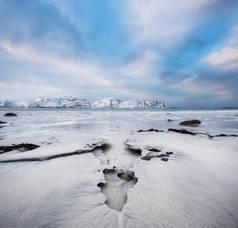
[0,121,7,124]
[166,151,173,155]
[0,143,39,154]
[141,155,153,161]
[168,128,197,135]
[117,171,137,182]
[179,119,201,127]
[161,157,168,162]
[103,167,116,174]
[4,113,17,117]
[137,128,163,133]
[97,182,106,188]
[145,146,161,152]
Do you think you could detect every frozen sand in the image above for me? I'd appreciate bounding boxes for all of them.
[0,110,238,227]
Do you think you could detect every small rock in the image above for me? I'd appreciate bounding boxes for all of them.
[145,146,161,152]
[141,155,153,161]
[167,119,173,122]
[126,143,142,154]
[117,171,136,182]
[103,168,115,174]
[4,113,17,117]
[0,121,7,124]
[0,143,39,154]
[138,129,163,133]
[166,151,173,155]
[161,157,168,162]
[97,182,106,188]
[168,128,197,135]
[179,119,201,127]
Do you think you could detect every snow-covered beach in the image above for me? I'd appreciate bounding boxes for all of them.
[0,109,238,228]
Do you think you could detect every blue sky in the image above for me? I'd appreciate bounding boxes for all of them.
[0,0,238,107]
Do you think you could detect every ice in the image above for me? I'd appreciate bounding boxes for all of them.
[0,109,238,227]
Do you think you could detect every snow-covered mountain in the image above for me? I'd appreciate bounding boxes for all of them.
[0,100,28,108]
[0,96,167,109]
[29,96,91,108]
[119,100,167,109]
[92,97,167,109]
[91,97,121,108]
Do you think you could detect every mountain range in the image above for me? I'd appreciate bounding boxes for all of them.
[0,96,167,109]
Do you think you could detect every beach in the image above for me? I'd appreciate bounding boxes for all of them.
[0,109,238,227]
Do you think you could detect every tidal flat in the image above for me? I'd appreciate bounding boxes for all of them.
[0,109,238,228]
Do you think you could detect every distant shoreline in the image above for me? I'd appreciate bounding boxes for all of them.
[1,107,238,111]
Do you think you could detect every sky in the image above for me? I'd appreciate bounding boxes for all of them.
[0,0,238,107]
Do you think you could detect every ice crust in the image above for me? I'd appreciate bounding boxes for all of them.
[0,110,238,227]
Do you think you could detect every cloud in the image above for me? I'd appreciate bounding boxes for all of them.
[171,76,232,100]
[0,79,66,100]
[0,40,112,88]
[0,0,83,56]
[119,50,161,86]
[205,27,238,71]
[0,39,160,100]
[123,0,214,49]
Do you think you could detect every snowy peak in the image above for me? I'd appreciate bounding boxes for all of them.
[92,97,122,108]
[120,100,167,109]
[0,96,167,109]
[92,97,167,109]
[29,96,91,108]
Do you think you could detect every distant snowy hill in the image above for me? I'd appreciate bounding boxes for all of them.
[29,96,91,108]
[0,96,167,109]
[92,97,167,109]
[91,97,121,108]
[119,100,167,109]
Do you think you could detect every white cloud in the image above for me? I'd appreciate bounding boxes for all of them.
[0,40,113,88]
[172,76,232,100]
[124,0,212,48]
[0,79,66,101]
[0,40,162,100]
[119,50,161,87]
[205,27,238,71]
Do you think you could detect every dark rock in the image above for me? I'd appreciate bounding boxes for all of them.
[141,155,153,161]
[0,143,39,154]
[166,151,173,155]
[125,142,142,155]
[138,129,163,133]
[167,119,173,122]
[141,150,173,161]
[168,128,238,138]
[161,157,168,162]
[160,153,169,157]
[212,133,238,138]
[179,119,201,127]
[0,121,7,124]
[146,146,161,152]
[141,153,168,161]
[117,171,137,182]
[0,142,109,163]
[168,128,197,135]
[97,182,106,188]
[103,168,115,174]
[4,113,17,117]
